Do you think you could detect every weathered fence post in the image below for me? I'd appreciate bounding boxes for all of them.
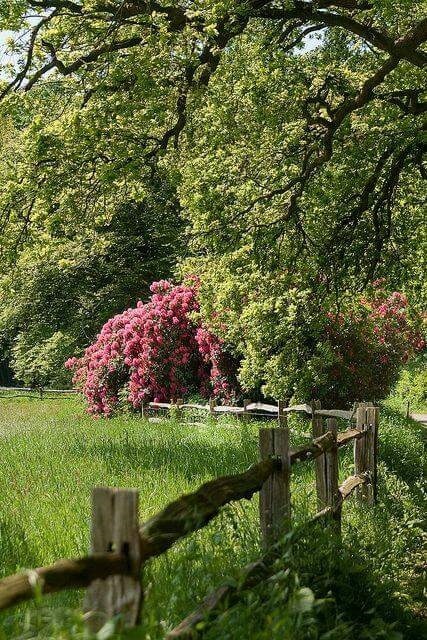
[366,405,379,503]
[84,487,142,632]
[312,400,327,509]
[169,398,183,421]
[209,398,217,419]
[354,402,377,505]
[242,398,251,421]
[354,402,366,503]
[325,417,340,530]
[176,398,183,422]
[141,401,147,419]
[259,400,291,548]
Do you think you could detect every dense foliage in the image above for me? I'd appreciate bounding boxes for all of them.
[387,354,427,413]
[201,280,425,406]
[68,277,422,412]
[317,284,425,405]
[0,2,425,393]
[66,280,239,414]
[0,184,182,386]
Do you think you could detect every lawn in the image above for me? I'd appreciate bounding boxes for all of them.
[0,395,425,639]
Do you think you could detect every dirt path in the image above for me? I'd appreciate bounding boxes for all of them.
[410,413,427,426]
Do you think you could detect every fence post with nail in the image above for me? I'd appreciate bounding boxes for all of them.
[84,487,142,632]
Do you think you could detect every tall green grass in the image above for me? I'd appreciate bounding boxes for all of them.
[0,397,425,639]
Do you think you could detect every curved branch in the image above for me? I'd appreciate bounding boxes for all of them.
[24,36,144,91]
[0,9,59,99]
[256,6,427,68]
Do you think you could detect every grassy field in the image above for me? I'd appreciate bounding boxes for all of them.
[0,395,425,639]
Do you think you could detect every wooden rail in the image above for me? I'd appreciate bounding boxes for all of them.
[0,554,130,611]
[167,471,368,639]
[1,388,355,423]
[0,401,378,636]
[0,386,78,400]
[145,399,356,422]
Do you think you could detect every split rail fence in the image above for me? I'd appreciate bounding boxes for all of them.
[0,400,379,637]
[0,386,78,399]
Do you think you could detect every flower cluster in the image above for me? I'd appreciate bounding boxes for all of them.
[318,283,425,406]
[66,280,238,415]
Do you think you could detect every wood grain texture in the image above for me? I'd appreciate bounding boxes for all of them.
[139,457,279,561]
[354,404,372,503]
[312,401,327,509]
[316,409,354,420]
[325,418,341,530]
[366,406,379,504]
[84,488,142,631]
[246,402,278,413]
[259,427,291,548]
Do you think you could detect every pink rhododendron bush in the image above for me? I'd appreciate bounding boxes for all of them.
[66,280,239,415]
[314,282,425,406]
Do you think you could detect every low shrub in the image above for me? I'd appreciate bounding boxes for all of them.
[12,331,76,388]
[311,283,425,406]
[66,280,239,415]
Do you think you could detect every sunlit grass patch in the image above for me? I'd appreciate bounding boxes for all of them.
[0,397,425,639]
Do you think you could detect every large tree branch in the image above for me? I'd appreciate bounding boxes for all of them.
[0,10,59,99]
[377,89,427,115]
[255,6,427,68]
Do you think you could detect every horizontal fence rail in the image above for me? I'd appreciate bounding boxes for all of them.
[0,400,378,636]
[145,399,356,422]
[0,386,78,393]
[0,386,78,400]
[1,388,355,422]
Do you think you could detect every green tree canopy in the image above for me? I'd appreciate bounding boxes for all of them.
[0,1,425,391]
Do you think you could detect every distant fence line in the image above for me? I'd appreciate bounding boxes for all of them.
[0,400,379,638]
[0,387,356,422]
[145,398,356,422]
[0,386,78,399]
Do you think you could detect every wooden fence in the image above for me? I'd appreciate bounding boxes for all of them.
[0,386,78,399]
[0,400,379,637]
[143,398,356,422]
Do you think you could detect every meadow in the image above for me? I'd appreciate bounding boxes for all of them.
[0,395,425,639]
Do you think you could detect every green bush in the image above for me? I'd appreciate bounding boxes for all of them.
[387,355,427,412]
[11,331,75,388]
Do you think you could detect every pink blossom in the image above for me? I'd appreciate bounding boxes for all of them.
[66,280,238,415]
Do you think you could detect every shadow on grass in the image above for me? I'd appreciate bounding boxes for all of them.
[199,524,427,640]
[293,524,427,640]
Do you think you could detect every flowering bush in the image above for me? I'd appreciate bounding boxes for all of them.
[66,280,239,415]
[310,282,425,406]
[67,277,424,415]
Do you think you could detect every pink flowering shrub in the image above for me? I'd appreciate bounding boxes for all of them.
[66,280,239,415]
[313,281,425,406]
